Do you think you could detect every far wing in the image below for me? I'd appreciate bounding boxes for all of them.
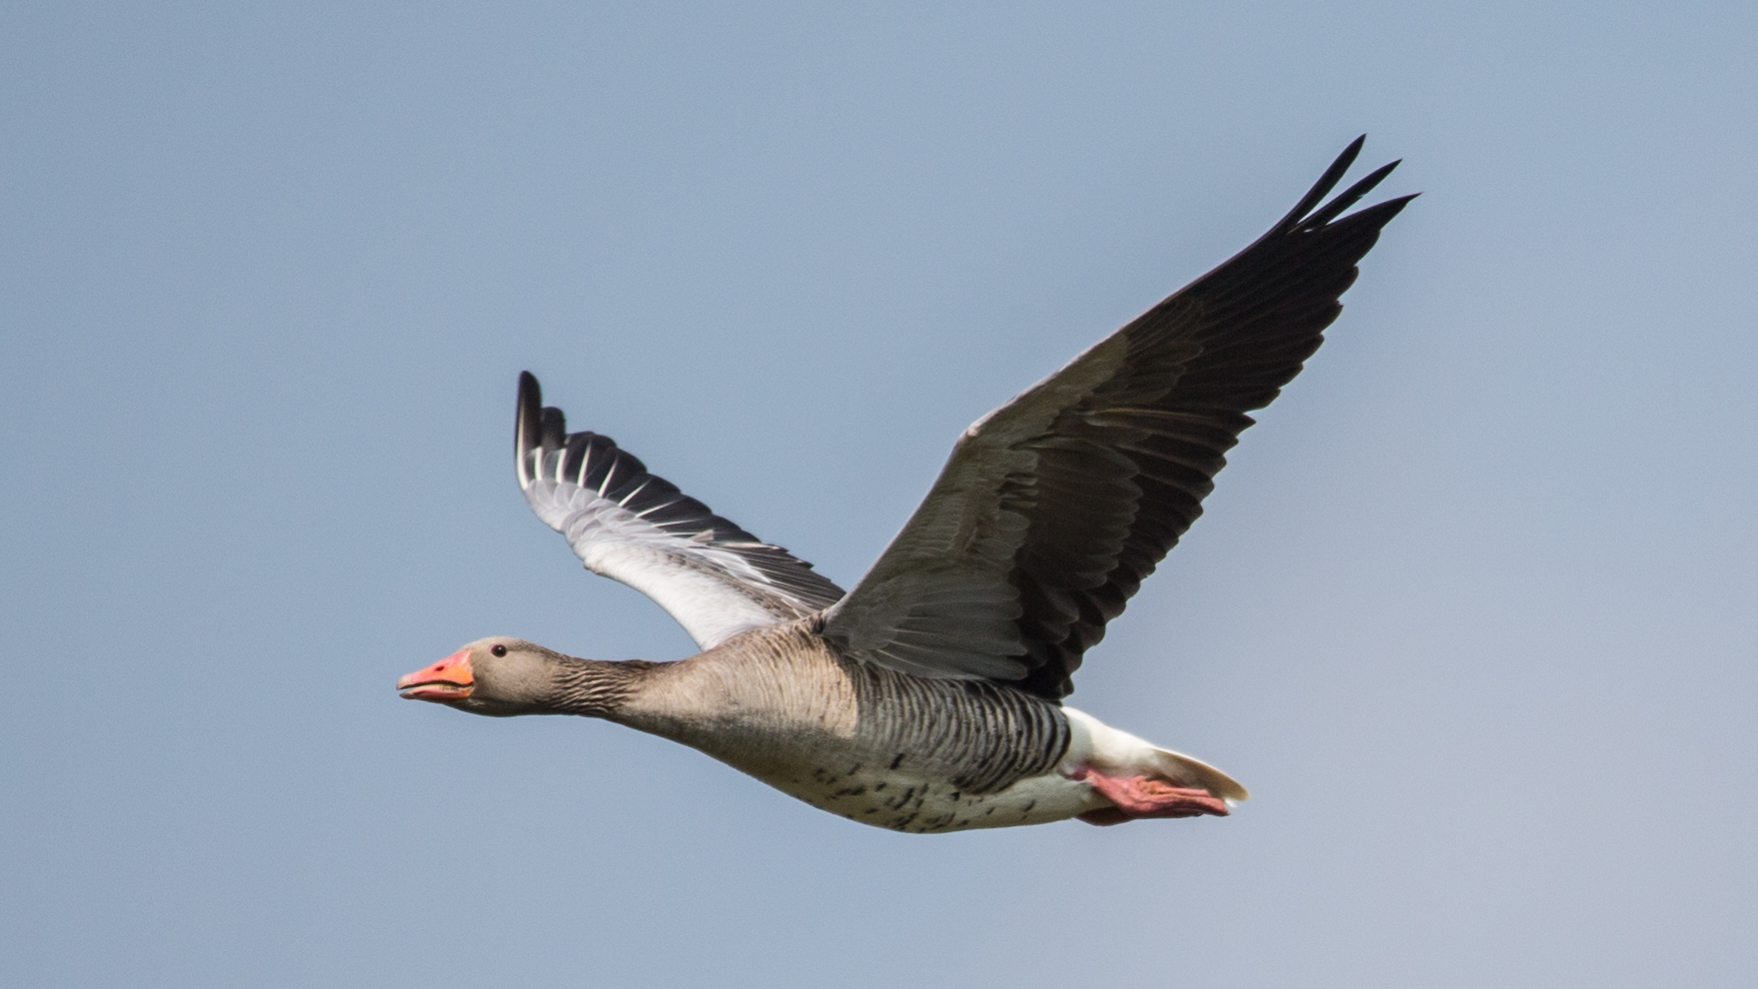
[516,372,845,648]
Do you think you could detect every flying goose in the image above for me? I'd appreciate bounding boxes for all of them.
[399,138,1413,832]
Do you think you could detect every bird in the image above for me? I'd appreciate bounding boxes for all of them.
[398,137,1414,833]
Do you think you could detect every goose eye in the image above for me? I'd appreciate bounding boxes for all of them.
[490,644,508,657]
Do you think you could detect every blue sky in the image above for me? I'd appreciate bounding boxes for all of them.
[3,3,1754,986]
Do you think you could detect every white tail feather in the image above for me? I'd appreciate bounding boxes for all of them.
[1145,746,1250,802]
[1062,706,1250,802]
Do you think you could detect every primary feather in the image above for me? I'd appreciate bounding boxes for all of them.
[822,135,1415,698]
[515,371,845,649]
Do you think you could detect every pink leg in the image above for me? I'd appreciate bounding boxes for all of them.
[1072,767,1230,826]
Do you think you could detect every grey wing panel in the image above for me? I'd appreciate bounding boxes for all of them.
[517,372,846,649]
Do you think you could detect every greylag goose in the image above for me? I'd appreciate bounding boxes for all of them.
[399,137,1413,832]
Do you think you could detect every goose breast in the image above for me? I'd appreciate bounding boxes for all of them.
[615,622,1102,832]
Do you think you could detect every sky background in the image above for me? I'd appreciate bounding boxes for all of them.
[3,2,1755,986]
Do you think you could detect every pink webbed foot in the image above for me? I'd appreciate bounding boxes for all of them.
[1072,767,1230,826]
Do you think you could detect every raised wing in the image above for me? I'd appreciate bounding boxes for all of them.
[822,137,1415,699]
[516,372,846,648]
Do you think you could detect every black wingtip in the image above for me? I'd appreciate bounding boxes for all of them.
[1273,136,1368,232]
[1342,133,1367,166]
[1299,158,1403,231]
[1341,190,1421,227]
[538,407,567,451]
[515,371,544,490]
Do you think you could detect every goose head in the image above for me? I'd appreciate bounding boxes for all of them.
[397,638,651,718]
[397,637,568,717]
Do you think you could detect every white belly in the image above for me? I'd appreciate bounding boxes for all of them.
[746,706,1139,833]
[769,761,1105,833]
[674,697,1242,833]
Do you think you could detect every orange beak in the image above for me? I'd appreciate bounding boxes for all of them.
[397,648,475,701]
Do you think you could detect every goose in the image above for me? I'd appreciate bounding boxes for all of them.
[399,137,1414,832]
